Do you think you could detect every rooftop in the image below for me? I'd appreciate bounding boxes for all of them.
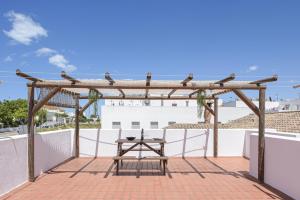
[165,111,300,133]
[0,157,291,200]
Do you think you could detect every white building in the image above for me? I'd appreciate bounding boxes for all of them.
[101,99,280,129]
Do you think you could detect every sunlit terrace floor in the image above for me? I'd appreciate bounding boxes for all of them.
[1,157,292,200]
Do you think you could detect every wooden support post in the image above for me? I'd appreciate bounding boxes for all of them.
[213,98,218,157]
[75,96,80,157]
[258,88,265,183]
[27,86,35,182]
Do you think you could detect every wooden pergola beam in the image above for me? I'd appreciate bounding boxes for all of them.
[79,99,96,116]
[188,89,201,98]
[168,89,177,98]
[211,89,232,97]
[78,95,214,100]
[32,87,62,115]
[233,89,260,116]
[214,73,235,85]
[213,97,218,157]
[293,84,300,88]
[105,72,115,85]
[61,71,80,84]
[27,86,35,182]
[180,73,193,86]
[16,69,42,82]
[204,103,215,116]
[258,88,266,183]
[250,75,278,85]
[74,96,80,157]
[27,81,265,90]
[145,72,151,98]
[118,89,125,98]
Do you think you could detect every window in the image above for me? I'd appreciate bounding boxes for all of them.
[150,121,158,129]
[186,101,189,107]
[172,103,177,107]
[131,121,140,129]
[112,122,121,129]
[168,121,176,125]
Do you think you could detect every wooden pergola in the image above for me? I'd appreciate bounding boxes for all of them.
[16,69,278,183]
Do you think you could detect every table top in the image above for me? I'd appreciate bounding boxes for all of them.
[116,139,166,144]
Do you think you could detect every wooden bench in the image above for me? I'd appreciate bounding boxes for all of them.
[113,156,168,175]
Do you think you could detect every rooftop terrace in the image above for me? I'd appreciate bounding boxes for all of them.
[0,157,291,200]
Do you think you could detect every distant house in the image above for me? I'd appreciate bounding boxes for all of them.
[101,99,280,129]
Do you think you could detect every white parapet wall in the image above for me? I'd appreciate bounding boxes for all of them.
[79,129,255,157]
[249,131,300,200]
[0,129,75,197]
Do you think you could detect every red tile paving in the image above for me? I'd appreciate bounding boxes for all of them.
[0,157,292,200]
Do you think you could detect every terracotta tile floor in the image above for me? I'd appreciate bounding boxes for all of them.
[1,157,292,200]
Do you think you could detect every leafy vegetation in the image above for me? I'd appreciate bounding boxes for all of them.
[0,99,28,127]
[196,90,206,118]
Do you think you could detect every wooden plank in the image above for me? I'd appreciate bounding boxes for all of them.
[75,96,80,157]
[61,71,80,84]
[213,98,218,157]
[168,89,177,98]
[258,88,266,183]
[250,75,278,85]
[32,87,61,114]
[118,89,125,98]
[204,103,215,116]
[16,69,42,82]
[79,95,214,100]
[180,73,193,86]
[27,86,35,182]
[293,84,300,88]
[104,72,115,85]
[79,99,96,116]
[211,89,232,97]
[214,73,235,85]
[27,80,265,90]
[145,72,151,98]
[233,89,260,116]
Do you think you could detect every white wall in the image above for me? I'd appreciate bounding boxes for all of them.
[79,129,249,157]
[0,130,75,197]
[250,132,300,200]
[101,106,254,129]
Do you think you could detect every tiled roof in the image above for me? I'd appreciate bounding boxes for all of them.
[165,111,300,133]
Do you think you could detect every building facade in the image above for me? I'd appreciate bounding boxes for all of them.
[101,99,280,129]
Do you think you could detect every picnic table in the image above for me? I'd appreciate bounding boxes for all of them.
[113,138,168,175]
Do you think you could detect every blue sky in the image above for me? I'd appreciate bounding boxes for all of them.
[1,0,300,102]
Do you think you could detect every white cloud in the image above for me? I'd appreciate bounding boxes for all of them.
[248,65,258,72]
[49,54,77,72]
[4,56,13,62]
[3,11,47,45]
[35,47,56,56]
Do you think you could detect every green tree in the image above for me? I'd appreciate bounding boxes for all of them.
[0,99,28,127]
[35,109,47,126]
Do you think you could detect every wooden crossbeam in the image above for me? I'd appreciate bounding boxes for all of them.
[204,103,215,116]
[211,89,232,97]
[16,69,42,82]
[180,73,193,86]
[214,73,235,85]
[233,89,260,116]
[146,72,151,86]
[32,87,62,114]
[293,84,300,88]
[168,89,177,98]
[61,71,80,84]
[188,89,201,98]
[79,95,214,100]
[145,72,151,98]
[250,75,278,85]
[105,72,115,85]
[118,89,125,98]
[79,99,96,116]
